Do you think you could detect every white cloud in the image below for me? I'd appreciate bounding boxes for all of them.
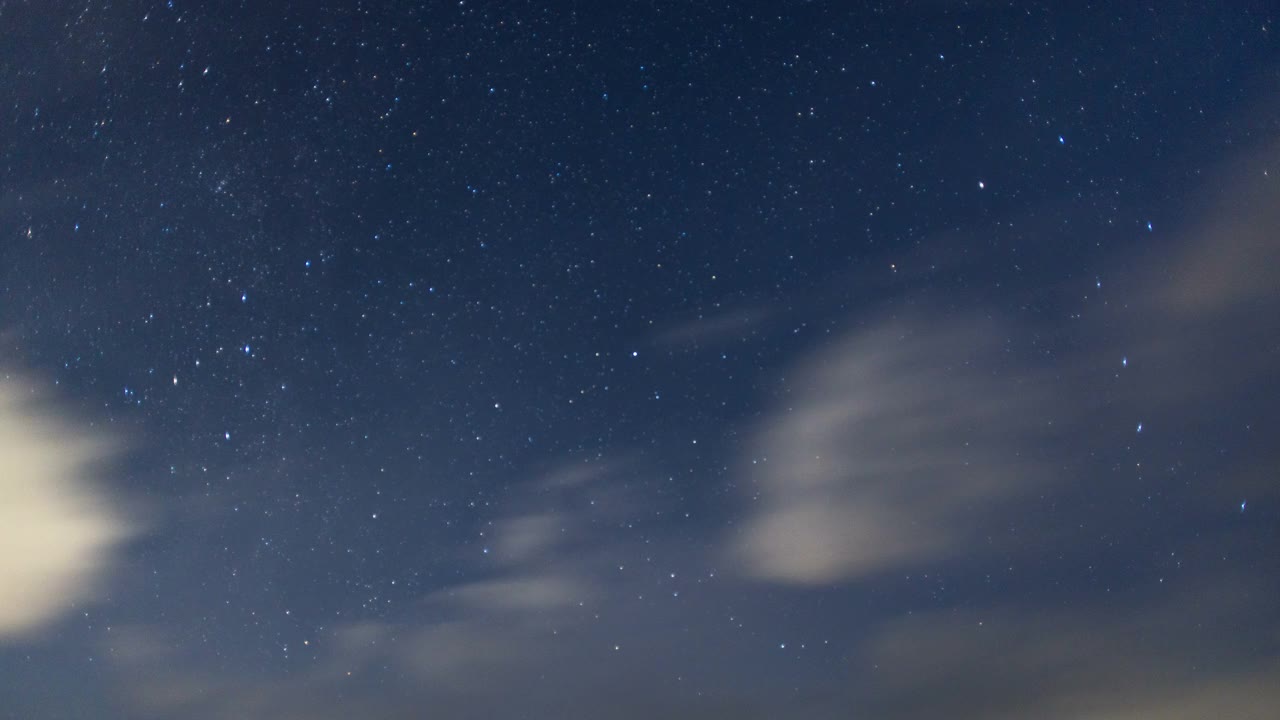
[0,377,134,639]
[730,318,1059,584]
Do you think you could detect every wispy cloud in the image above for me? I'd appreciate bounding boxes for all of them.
[728,315,1063,584]
[105,461,630,717]
[650,303,778,348]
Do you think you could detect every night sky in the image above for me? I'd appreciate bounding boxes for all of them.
[3,2,1279,718]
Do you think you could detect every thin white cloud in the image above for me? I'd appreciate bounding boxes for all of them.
[730,317,1059,584]
[491,512,562,565]
[651,304,776,348]
[434,573,591,613]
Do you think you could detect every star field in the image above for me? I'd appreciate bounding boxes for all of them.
[2,2,1279,718]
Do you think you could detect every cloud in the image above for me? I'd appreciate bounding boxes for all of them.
[1105,142,1280,434]
[729,315,1063,584]
[852,576,1280,720]
[99,451,780,719]
[104,462,625,717]
[432,573,592,613]
[491,512,563,565]
[729,138,1280,587]
[1153,143,1280,317]
[650,303,777,348]
[0,376,135,639]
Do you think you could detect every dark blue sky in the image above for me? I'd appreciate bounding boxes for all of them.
[2,2,1278,718]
